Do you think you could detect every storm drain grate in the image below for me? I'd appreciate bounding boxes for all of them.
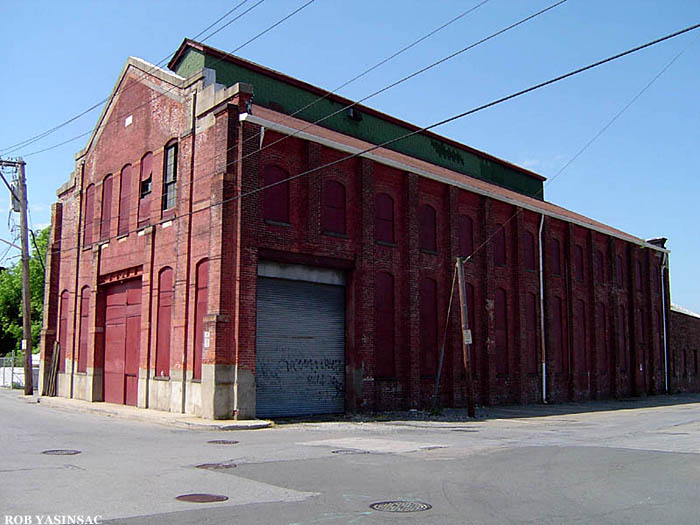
[196,462,237,470]
[207,439,239,445]
[370,501,432,513]
[176,493,229,503]
[42,449,81,456]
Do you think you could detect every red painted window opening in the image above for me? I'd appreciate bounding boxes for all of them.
[78,287,90,373]
[58,290,70,372]
[618,305,628,373]
[100,175,113,241]
[118,165,132,236]
[83,184,95,246]
[375,272,395,377]
[138,152,153,228]
[596,303,608,373]
[574,299,586,374]
[321,180,346,235]
[495,288,508,375]
[162,142,178,211]
[156,267,173,377]
[262,165,290,223]
[419,277,438,376]
[525,293,538,374]
[616,255,624,288]
[494,224,506,266]
[523,231,536,271]
[595,250,605,282]
[458,215,474,258]
[550,238,561,275]
[552,296,567,372]
[193,260,209,381]
[375,193,394,243]
[418,204,437,252]
[574,245,584,281]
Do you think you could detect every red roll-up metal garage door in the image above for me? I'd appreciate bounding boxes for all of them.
[104,279,142,406]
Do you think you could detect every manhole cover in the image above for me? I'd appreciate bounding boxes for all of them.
[331,449,369,455]
[176,493,229,503]
[207,439,239,445]
[195,462,237,470]
[370,501,432,513]
[42,449,81,456]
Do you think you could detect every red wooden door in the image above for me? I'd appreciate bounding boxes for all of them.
[103,279,141,405]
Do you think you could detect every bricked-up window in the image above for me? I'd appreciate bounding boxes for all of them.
[552,296,567,372]
[550,238,561,275]
[523,230,536,271]
[58,290,70,373]
[525,293,538,374]
[193,259,209,381]
[495,288,508,375]
[118,165,132,236]
[100,175,113,241]
[596,303,608,374]
[574,299,586,374]
[138,152,153,228]
[595,250,605,282]
[635,260,643,290]
[616,255,624,288]
[458,215,474,258]
[321,180,346,235]
[375,272,395,377]
[494,224,506,266]
[78,286,90,373]
[156,267,173,378]
[574,245,584,281]
[418,204,437,252]
[263,165,290,223]
[83,184,95,246]
[466,282,477,377]
[419,277,438,376]
[656,309,663,370]
[375,193,394,243]
[162,142,178,211]
[618,304,628,373]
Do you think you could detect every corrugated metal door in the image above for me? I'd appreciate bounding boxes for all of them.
[104,279,141,405]
[256,276,345,418]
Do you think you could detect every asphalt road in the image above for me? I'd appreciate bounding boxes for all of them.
[1,390,700,524]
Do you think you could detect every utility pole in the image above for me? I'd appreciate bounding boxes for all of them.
[456,257,475,418]
[0,158,32,395]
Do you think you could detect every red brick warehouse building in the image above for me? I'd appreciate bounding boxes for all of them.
[40,39,686,419]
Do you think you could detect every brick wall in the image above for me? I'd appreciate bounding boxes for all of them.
[670,309,700,393]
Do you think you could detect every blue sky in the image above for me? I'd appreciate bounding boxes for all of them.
[0,0,698,312]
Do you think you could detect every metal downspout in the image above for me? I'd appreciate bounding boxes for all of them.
[661,252,669,393]
[538,214,547,402]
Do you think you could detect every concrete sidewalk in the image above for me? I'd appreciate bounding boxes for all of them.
[6,389,272,430]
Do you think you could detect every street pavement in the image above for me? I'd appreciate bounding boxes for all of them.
[1,389,699,524]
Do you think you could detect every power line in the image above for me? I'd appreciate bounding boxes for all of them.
[0,0,262,155]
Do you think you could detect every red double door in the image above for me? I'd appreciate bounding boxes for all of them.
[104,279,142,406]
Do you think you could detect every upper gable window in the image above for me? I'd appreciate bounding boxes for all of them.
[118,165,132,236]
[523,230,536,270]
[138,152,153,227]
[321,180,346,235]
[263,165,290,224]
[550,238,561,275]
[100,175,113,241]
[574,244,584,281]
[83,184,95,246]
[494,224,506,266]
[162,142,177,212]
[375,193,394,243]
[418,204,437,252]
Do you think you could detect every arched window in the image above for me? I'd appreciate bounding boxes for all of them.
[523,230,536,271]
[524,292,538,374]
[596,303,608,373]
[100,175,113,241]
[616,255,624,288]
[574,245,584,281]
[595,250,605,282]
[375,193,394,243]
[156,267,173,377]
[635,260,643,289]
[78,287,90,373]
[494,224,506,266]
[550,238,561,275]
[118,165,132,236]
[193,259,209,381]
[263,165,289,223]
[574,299,586,374]
[83,184,95,245]
[466,282,478,377]
[495,288,508,375]
[418,204,437,252]
[322,180,346,235]
[458,215,474,258]
[419,277,438,376]
[552,296,567,372]
[58,290,70,373]
[138,152,153,227]
[618,304,628,372]
[375,272,395,377]
[162,142,178,211]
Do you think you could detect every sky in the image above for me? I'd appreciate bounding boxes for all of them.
[0,0,698,313]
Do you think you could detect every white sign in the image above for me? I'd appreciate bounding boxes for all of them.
[203,331,210,349]
[21,339,27,350]
[463,329,472,345]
